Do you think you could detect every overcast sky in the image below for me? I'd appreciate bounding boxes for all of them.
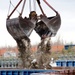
[0,0,75,47]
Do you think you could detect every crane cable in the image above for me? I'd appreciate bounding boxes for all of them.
[20,0,26,16]
[36,0,45,16]
[7,0,11,17]
[29,0,31,12]
[33,0,36,11]
[29,0,36,12]
[7,0,21,18]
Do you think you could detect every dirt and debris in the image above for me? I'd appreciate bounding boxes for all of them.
[16,36,52,69]
[16,38,32,68]
[34,37,52,69]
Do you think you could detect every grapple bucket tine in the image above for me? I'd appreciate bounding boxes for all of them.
[6,17,35,40]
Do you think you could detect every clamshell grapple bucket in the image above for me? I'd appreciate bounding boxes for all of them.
[35,13,61,38]
[6,17,35,40]
[34,0,61,38]
[41,13,61,37]
[6,0,61,40]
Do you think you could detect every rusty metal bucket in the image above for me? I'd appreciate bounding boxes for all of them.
[6,17,35,40]
[35,13,61,38]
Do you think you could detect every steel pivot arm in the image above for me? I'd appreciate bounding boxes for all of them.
[36,0,46,16]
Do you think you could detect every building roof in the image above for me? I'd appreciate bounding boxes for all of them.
[0,45,64,56]
[51,45,64,52]
[0,47,19,56]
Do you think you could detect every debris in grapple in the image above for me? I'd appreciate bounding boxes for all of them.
[6,0,61,69]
